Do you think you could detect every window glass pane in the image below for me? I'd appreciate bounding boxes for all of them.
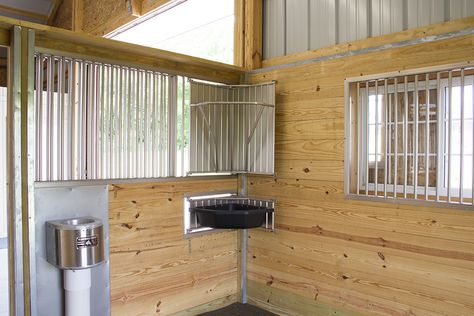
[110,0,234,65]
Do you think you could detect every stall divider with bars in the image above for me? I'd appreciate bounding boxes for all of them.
[34,53,192,181]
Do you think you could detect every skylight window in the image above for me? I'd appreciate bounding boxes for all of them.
[109,0,234,65]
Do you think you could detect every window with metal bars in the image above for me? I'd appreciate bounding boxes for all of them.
[34,53,190,181]
[345,64,474,206]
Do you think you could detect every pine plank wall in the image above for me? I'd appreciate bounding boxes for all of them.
[247,33,474,315]
[108,178,239,315]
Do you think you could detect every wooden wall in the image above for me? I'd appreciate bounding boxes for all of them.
[108,178,239,315]
[246,32,474,315]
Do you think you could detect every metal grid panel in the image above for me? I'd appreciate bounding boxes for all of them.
[34,53,173,181]
[346,64,474,206]
[189,81,275,175]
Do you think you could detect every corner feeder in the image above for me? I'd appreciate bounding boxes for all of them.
[190,197,274,229]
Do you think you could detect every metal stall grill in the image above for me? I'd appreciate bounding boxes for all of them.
[189,80,275,175]
[346,64,474,206]
[34,53,175,181]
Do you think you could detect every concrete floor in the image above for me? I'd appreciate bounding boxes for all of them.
[198,303,276,316]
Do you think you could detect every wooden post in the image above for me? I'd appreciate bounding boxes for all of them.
[234,0,245,68]
[243,0,262,70]
[72,0,83,32]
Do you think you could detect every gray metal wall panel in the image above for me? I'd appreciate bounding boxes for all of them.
[309,0,337,49]
[371,0,404,36]
[338,0,369,43]
[448,0,474,19]
[407,0,445,29]
[285,0,309,55]
[263,0,473,60]
[263,0,286,59]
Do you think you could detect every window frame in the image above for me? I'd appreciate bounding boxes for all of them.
[344,62,474,208]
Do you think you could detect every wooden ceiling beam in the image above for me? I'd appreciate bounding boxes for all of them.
[0,4,48,22]
[47,0,64,25]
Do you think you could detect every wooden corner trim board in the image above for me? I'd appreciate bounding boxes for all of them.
[261,16,474,69]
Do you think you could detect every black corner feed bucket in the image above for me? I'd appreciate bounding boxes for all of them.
[191,203,274,229]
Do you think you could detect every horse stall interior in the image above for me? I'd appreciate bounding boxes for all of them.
[0,1,473,315]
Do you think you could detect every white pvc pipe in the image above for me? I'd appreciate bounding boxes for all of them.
[64,269,91,316]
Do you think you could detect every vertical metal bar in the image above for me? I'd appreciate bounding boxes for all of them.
[26,29,37,316]
[384,79,388,197]
[365,81,369,195]
[99,64,105,179]
[448,71,453,202]
[356,82,360,194]
[76,60,82,179]
[86,62,93,179]
[168,75,177,177]
[160,75,165,176]
[55,57,61,180]
[115,66,121,178]
[76,61,82,179]
[181,76,185,176]
[109,65,114,178]
[425,73,430,200]
[35,54,42,181]
[144,71,149,177]
[394,77,398,198]
[414,75,419,199]
[94,64,100,179]
[152,73,157,176]
[436,72,442,202]
[59,57,66,180]
[118,67,124,178]
[374,80,379,196]
[472,74,474,205]
[133,68,138,178]
[81,61,87,179]
[69,60,76,180]
[135,70,140,177]
[460,69,464,203]
[403,76,408,198]
[96,63,101,179]
[8,26,25,316]
[45,55,52,180]
[127,68,132,178]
